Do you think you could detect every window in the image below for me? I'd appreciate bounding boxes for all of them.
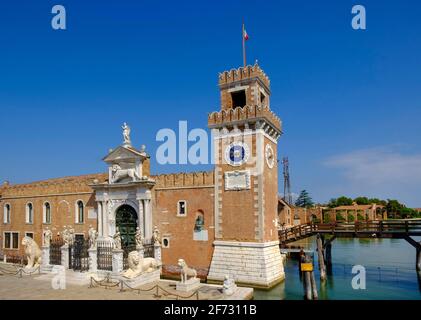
[162,237,170,248]
[3,232,19,249]
[25,232,34,239]
[43,202,51,224]
[76,201,84,223]
[177,201,187,216]
[231,90,246,108]
[3,204,11,224]
[26,203,33,224]
[260,92,266,105]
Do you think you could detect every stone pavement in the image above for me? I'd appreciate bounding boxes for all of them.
[0,264,253,300]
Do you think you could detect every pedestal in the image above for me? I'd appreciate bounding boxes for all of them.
[154,244,161,261]
[176,278,201,292]
[208,240,285,288]
[112,249,124,274]
[41,246,50,266]
[117,269,160,288]
[61,244,69,269]
[88,248,97,273]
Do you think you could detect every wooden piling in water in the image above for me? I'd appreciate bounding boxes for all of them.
[304,270,312,300]
[316,234,327,281]
[310,271,318,300]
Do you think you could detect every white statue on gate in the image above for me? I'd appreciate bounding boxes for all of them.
[121,251,160,279]
[43,227,52,247]
[153,226,161,245]
[62,226,71,246]
[135,227,143,248]
[111,164,141,183]
[113,228,122,250]
[122,122,131,145]
[88,225,98,249]
[178,259,197,283]
[21,236,42,269]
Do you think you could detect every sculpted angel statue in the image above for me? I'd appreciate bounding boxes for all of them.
[135,227,144,248]
[153,226,161,245]
[43,227,52,247]
[113,228,122,250]
[122,122,131,145]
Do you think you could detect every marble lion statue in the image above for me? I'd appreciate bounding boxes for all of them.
[121,251,160,279]
[178,259,197,283]
[21,236,42,269]
[111,164,141,183]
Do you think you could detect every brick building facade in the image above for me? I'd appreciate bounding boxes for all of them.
[0,63,284,288]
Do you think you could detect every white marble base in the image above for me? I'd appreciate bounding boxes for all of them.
[176,277,201,292]
[116,269,160,288]
[207,240,285,288]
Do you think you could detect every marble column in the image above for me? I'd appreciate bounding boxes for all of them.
[102,201,109,237]
[138,199,145,237]
[112,249,124,274]
[144,199,152,240]
[97,202,103,237]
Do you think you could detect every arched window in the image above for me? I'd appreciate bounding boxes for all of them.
[26,203,33,224]
[44,202,51,224]
[3,204,11,224]
[76,201,84,223]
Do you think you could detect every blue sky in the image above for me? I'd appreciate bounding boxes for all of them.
[0,1,420,206]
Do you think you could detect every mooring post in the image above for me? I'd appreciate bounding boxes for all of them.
[310,270,318,300]
[304,270,312,300]
[316,234,327,281]
[417,246,421,272]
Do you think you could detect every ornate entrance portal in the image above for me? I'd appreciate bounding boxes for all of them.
[116,205,138,250]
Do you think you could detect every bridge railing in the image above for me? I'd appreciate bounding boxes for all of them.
[279,220,421,243]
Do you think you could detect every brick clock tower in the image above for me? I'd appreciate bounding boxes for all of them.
[207,62,285,288]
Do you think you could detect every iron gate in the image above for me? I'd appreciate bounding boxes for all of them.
[97,240,113,271]
[50,238,63,265]
[69,238,89,271]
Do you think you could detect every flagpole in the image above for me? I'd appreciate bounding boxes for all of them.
[242,21,246,67]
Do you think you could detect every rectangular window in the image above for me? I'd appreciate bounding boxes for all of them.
[4,232,11,249]
[177,201,186,216]
[231,90,246,108]
[12,233,19,249]
[25,232,34,239]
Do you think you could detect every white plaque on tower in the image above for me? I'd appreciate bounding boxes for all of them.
[224,170,251,191]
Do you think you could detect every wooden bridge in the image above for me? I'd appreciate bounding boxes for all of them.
[278,220,421,271]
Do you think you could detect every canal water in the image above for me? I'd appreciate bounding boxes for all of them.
[254,236,421,300]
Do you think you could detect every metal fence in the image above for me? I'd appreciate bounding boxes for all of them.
[97,240,113,271]
[69,238,89,272]
[143,239,154,258]
[50,238,64,265]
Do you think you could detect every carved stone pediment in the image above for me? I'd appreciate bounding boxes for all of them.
[103,146,146,164]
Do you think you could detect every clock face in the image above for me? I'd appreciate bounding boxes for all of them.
[265,144,275,169]
[225,142,250,166]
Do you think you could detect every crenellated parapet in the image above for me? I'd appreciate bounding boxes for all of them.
[153,171,214,189]
[218,63,270,90]
[0,173,108,197]
[208,105,282,133]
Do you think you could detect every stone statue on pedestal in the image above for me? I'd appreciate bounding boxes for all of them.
[88,225,98,249]
[178,259,197,283]
[135,227,144,248]
[122,122,131,145]
[43,227,52,247]
[113,228,122,250]
[153,226,161,245]
[222,275,237,296]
